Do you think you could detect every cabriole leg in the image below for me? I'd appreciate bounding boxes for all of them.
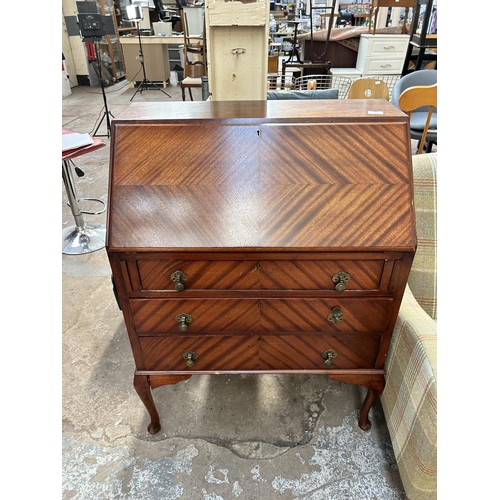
[358,378,385,431]
[133,374,161,434]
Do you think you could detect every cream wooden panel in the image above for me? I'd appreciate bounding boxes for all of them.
[206,0,269,101]
[207,0,268,26]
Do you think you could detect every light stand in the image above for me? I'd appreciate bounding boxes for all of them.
[76,10,115,138]
[128,6,171,101]
[92,39,114,138]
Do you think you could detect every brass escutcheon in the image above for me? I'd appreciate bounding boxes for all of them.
[322,349,338,366]
[327,307,344,324]
[332,271,351,292]
[183,350,199,368]
[175,313,192,332]
[170,270,188,291]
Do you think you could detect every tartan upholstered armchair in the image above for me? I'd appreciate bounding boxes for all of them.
[381,153,438,500]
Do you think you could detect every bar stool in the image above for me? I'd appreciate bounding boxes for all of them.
[62,130,107,255]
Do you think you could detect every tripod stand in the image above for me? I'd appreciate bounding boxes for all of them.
[92,39,114,138]
[130,20,171,101]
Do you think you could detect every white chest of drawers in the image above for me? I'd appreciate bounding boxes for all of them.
[356,34,410,75]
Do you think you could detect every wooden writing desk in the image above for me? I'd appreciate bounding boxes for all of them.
[106,100,416,433]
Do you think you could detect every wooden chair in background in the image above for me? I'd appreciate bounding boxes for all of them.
[391,70,437,153]
[398,83,437,154]
[347,78,390,100]
[368,0,415,34]
[180,10,206,101]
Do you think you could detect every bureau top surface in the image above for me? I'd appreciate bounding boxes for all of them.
[107,100,416,253]
[113,99,407,122]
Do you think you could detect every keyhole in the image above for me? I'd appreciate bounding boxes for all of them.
[364,89,373,97]
[257,129,261,137]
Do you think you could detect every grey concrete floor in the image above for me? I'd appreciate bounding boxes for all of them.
[62,80,406,499]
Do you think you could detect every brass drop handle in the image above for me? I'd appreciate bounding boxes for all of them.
[170,270,188,291]
[175,313,192,332]
[183,350,198,368]
[332,271,350,292]
[327,307,344,324]
[322,349,337,366]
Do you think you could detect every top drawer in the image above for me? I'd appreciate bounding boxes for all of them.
[369,40,408,56]
[121,254,397,293]
[359,35,410,57]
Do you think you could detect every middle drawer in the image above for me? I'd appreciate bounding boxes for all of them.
[129,297,392,334]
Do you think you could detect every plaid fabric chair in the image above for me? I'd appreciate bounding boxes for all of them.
[381,152,437,500]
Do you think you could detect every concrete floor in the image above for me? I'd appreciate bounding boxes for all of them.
[62,80,407,499]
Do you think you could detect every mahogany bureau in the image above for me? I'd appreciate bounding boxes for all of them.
[106,100,416,434]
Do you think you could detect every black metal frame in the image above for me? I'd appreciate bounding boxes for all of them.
[282,0,337,77]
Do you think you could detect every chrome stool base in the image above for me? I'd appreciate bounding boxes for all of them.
[67,197,107,215]
[62,222,106,255]
[62,156,107,255]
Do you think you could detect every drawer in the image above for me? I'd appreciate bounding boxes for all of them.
[133,258,387,292]
[259,334,380,369]
[131,298,260,334]
[139,333,380,371]
[365,38,409,57]
[139,335,259,371]
[259,260,385,292]
[130,297,392,334]
[260,298,392,333]
[136,260,259,291]
[362,57,405,75]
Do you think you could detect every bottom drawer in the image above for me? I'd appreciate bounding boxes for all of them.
[140,335,259,371]
[139,333,380,371]
[363,57,405,74]
[260,334,380,370]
